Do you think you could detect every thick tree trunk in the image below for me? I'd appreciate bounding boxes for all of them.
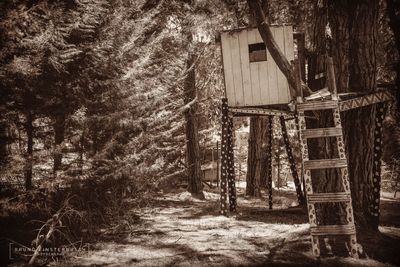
[387,0,400,111]
[328,0,351,93]
[306,0,344,226]
[246,117,270,197]
[246,118,258,197]
[329,0,380,230]
[307,0,328,90]
[53,113,65,173]
[347,0,379,230]
[184,49,204,199]
[25,111,34,190]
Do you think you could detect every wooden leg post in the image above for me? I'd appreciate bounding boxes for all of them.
[220,99,229,215]
[227,114,237,212]
[216,141,220,188]
[294,112,307,197]
[327,57,338,100]
[371,103,385,228]
[280,116,306,205]
[267,116,274,209]
[298,110,320,257]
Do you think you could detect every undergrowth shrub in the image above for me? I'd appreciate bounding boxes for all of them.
[0,171,142,265]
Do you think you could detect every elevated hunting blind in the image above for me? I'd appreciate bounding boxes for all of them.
[221,26,294,107]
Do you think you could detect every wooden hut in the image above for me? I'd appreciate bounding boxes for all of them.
[220,26,294,107]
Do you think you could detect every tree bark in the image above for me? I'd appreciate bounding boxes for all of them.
[347,0,379,230]
[328,0,351,93]
[0,119,8,165]
[305,0,344,226]
[387,0,400,111]
[53,113,65,173]
[25,111,34,190]
[246,117,270,197]
[78,130,85,175]
[307,0,328,90]
[184,48,204,199]
[329,0,380,230]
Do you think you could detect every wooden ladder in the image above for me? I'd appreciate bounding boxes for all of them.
[297,99,358,258]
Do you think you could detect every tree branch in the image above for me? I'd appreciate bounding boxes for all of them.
[247,0,312,96]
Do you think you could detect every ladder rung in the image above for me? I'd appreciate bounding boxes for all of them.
[297,100,338,111]
[304,159,347,170]
[307,192,351,203]
[301,127,343,139]
[310,224,356,236]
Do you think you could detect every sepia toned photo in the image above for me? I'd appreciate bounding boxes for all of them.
[0,0,399,266]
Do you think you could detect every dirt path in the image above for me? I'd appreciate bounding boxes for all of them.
[59,189,399,267]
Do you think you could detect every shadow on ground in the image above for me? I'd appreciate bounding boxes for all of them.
[55,189,400,267]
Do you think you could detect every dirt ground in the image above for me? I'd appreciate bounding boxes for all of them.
[54,184,400,267]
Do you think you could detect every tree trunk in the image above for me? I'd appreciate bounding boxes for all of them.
[387,0,400,111]
[307,0,328,90]
[25,111,34,190]
[246,117,270,197]
[78,130,85,175]
[184,48,204,199]
[329,0,380,230]
[246,118,257,196]
[347,0,379,230]
[328,0,351,93]
[53,113,65,173]
[0,119,8,165]
[306,0,344,226]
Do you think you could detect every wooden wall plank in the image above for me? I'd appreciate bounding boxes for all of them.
[247,29,262,105]
[221,33,236,106]
[230,34,244,106]
[221,26,294,107]
[238,30,253,106]
[253,29,270,105]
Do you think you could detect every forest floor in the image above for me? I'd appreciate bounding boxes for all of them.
[53,182,400,267]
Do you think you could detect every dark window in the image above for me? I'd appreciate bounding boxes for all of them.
[249,43,267,62]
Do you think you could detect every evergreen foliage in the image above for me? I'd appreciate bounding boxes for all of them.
[0,0,399,264]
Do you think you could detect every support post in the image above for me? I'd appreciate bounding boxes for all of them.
[267,116,274,209]
[227,112,237,212]
[279,116,306,205]
[220,99,229,215]
[294,112,307,198]
[216,141,220,188]
[371,103,385,228]
[294,59,303,103]
[220,99,236,214]
[211,146,215,187]
[326,57,338,100]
